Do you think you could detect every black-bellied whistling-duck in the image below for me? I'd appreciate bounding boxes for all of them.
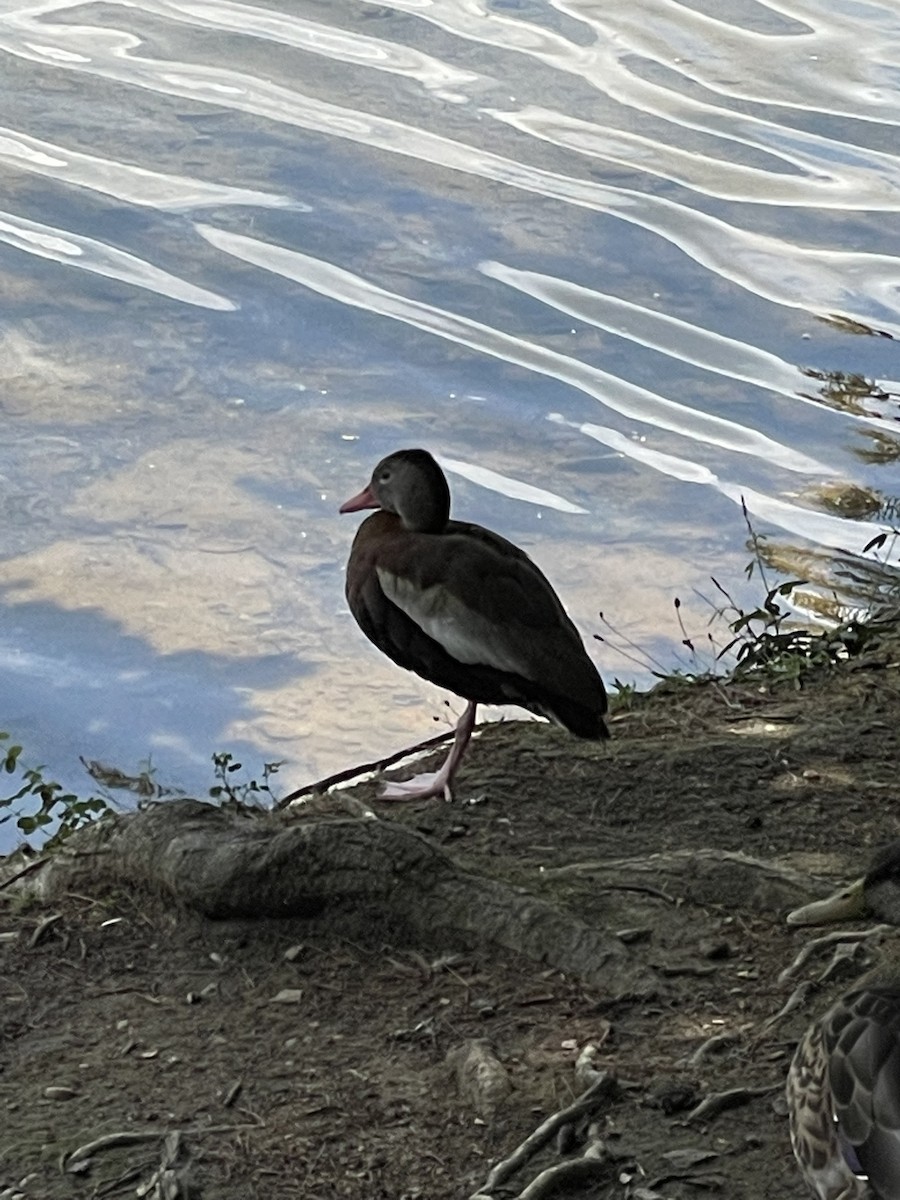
[339,449,608,801]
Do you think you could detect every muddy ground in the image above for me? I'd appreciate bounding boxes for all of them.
[3,639,900,1200]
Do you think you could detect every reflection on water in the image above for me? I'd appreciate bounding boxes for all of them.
[1,0,899,841]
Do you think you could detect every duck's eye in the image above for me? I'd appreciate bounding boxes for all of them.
[378,469,391,482]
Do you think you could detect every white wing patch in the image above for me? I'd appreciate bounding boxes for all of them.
[378,567,531,680]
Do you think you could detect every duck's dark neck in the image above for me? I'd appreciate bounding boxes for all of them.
[397,472,451,534]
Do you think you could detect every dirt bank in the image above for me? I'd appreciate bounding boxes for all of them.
[3,638,899,1199]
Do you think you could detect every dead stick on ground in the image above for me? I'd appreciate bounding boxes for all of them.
[0,856,50,891]
[596,883,677,904]
[472,1072,617,1198]
[62,1131,166,1172]
[686,1083,780,1124]
[276,728,459,807]
[687,1030,741,1065]
[63,1124,260,1170]
[29,912,62,948]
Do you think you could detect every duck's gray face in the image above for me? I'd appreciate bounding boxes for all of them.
[368,455,407,515]
[338,454,405,516]
[362,450,450,533]
[339,450,449,532]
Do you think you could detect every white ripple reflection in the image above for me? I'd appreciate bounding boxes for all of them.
[1,7,897,330]
[0,210,236,309]
[481,259,803,396]
[0,127,293,211]
[548,414,900,567]
[131,0,478,98]
[486,105,900,211]
[480,260,892,430]
[363,1,900,215]
[195,222,832,477]
[594,0,900,125]
[439,457,588,514]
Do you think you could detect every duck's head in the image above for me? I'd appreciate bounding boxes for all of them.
[787,839,900,926]
[339,449,450,534]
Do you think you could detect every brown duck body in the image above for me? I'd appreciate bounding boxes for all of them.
[346,509,608,739]
[340,449,608,800]
[787,843,900,1199]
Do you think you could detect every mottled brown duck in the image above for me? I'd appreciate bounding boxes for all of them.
[787,841,900,1199]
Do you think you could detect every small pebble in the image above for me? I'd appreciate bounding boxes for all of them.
[617,927,651,945]
[271,989,304,1005]
[699,940,733,961]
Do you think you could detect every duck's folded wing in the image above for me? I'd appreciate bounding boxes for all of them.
[827,987,900,1198]
[375,530,600,699]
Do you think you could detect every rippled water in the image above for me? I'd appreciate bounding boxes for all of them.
[1,0,898,837]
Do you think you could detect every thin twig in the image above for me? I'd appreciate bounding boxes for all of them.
[0,855,50,891]
[593,613,672,676]
[63,1131,167,1170]
[95,1167,144,1195]
[276,728,459,808]
[687,1030,741,1065]
[762,979,818,1032]
[29,912,63,948]
[595,883,678,905]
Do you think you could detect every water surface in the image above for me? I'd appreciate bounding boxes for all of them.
[1,0,898,836]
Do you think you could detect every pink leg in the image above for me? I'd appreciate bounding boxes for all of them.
[380,701,477,802]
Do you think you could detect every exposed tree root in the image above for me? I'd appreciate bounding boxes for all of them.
[778,925,893,981]
[470,1072,619,1199]
[543,847,824,912]
[15,799,656,998]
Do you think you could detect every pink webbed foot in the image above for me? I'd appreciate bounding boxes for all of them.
[379,771,454,803]
[376,701,476,804]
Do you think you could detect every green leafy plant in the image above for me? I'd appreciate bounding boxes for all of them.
[706,503,878,683]
[0,737,288,850]
[209,751,284,808]
[597,501,889,691]
[0,732,111,843]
